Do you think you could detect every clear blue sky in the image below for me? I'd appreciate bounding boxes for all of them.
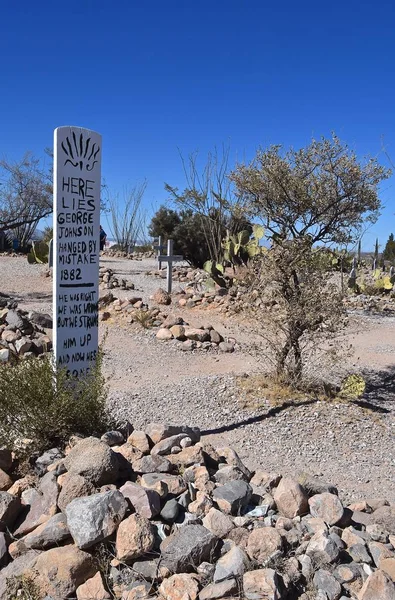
[1,0,394,250]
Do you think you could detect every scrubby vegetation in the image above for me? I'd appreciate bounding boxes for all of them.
[0,353,111,453]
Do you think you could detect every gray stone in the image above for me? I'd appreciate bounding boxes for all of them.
[180,340,196,351]
[160,499,180,522]
[184,327,210,342]
[347,543,373,564]
[247,527,283,564]
[151,434,190,456]
[58,473,95,512]
[120,481,161,519]
[273,477,309,519]
[214,465,247,485]
[9,513,71,557]
[366,523,389,543]
[219,342,234,353]
[210,330,223,344]
[145,423,200,444]
[358,569,395,599]
[213,480,252,515]
[160,524,219,572]
[14,472,59,537]
[333,563,362,584]
[371,506,395,535]
[0,550,40,600]
[214,545,250,582]
[313,569,342,600]
[66,490,127,549]
[309,493,344,526]
[243,568,282,600]
[199,578,238,600]
[101,430,125,446]
[116,514,155,562]
[0,349,9,363]
[141,473,187,496]
[35,448,63,475]
[15,337,33,354]
[5,309,27,330]
[64,436,119,486]
[202,507,234,538]
[299,474,338,496]
[29,311,53,328]
[132,454,173,473]
[0,533,8,567]
[306,531,340,564]
[131,558,170,582]
[216,447,251,480]
[0,492,22,531]
[368,541,395,567]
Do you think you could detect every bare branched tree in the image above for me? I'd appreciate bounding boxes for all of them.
[108,181,148,252]
[0,153,52,235]
[165,146,249,264]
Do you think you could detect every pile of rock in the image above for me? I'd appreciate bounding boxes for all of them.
[345,294,395,314]
[147,267,208,287]
[0,301,52,363]
[0,424,394,599]
[105,249,156,260]
[175,287,233,310]
[99,267,135,291]
[99,296,236,353]
[156,314,235,353]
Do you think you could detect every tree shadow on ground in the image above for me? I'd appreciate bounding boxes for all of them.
[358,364,395,411]
[202,365,395,436]
[201,398,318,436]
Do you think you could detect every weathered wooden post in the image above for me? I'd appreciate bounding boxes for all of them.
[53,126,102,377]
[48,239,53,269]
[158,239,183,293]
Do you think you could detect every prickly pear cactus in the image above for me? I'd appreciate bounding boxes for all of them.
[27,241,49,264]
[339,374,366,399]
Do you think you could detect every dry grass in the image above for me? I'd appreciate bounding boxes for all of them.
[236,373,316,409]
[133,309,156,329]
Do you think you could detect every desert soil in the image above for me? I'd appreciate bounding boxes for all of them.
[1,254,394,505]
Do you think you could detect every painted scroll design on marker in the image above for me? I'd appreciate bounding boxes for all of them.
[61,131,101,171]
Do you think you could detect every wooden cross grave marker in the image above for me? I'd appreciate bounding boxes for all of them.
[158,239,183,293]
[153,235,166,270]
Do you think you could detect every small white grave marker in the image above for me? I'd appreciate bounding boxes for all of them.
[53,126,102,377]
[158,239,183,293]
[48,238,53,269]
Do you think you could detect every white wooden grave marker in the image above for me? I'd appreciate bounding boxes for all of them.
[53,126,102,377]
[48,238,53,268]
[158,239,183,293]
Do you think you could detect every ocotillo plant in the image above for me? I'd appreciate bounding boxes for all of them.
[357,239,361,265]
[373,238,379,269]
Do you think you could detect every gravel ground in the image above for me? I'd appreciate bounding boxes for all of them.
[1,254,395,505]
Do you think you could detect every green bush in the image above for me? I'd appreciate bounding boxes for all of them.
[0,353,111,453]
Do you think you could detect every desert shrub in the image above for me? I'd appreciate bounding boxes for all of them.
[133,244,153,253]
[244,240,348,384]
[42,225,53,244]
[0,353,111,453]
[6,575,41,600]
[230,134,390,384]
[133,309,156,328]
